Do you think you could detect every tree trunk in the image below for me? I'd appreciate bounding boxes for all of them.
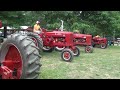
[82,29,85,34]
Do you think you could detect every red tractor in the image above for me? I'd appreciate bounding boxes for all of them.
[92,36,108,49]
[53,20,93,53]
[0,21,42,79]
[26,28,80,62]
[73,33,93,53]
[55,33,93,53]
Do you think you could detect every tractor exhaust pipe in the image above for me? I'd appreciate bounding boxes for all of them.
[59,20,64,31]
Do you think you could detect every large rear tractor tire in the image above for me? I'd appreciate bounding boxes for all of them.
[0,34,42,79]
[27,32,43,52]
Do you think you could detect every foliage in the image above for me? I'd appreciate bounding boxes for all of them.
[0,11,120,37]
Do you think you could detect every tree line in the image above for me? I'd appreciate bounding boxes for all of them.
[0,11,120,38]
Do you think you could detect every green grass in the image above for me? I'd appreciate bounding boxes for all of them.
[39,46,120,79]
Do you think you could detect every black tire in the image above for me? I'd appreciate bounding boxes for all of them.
[92,44,96,47]
[100,43,107,49]
[61,48,73,62]
[55,47,65,52]
[0,34,42,79]
[92,42,96,47]
[85,46,93,53]
[92,40,95,47]
[43,46,54,52]
[27,32,43,52]
[72,46,80,56]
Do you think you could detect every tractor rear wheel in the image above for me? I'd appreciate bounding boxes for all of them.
[27,32,53,52]
[61,48,73,62]
[27,32,43,52]
[72,46,80,56]
[43,46,54,52]
[92,40,96,47]
[0,34,42,79]
[55,46,65,52]
[85,46,93,53]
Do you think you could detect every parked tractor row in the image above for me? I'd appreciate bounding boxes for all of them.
[27,29,80,62]
[25,26,107,62]
[0,20,108,79]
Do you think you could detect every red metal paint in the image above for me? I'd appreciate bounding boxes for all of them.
[2,46,22,79]
[63,52,70,60]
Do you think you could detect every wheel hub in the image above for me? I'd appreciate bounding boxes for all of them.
[3,45,22,79]
[63,52,70,60]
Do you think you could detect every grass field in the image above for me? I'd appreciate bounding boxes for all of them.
[39,46,120,79]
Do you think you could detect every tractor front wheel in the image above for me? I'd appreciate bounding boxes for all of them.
[0,34,42,79]
[100,43,107,49]
[61,48,73,62]
[85,46,93,53]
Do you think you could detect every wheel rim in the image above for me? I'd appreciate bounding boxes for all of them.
[63,51,71,61]
[101,43,106,48]
[86,47,91,52]
[43,46,51,50]
[55,47,65,51]
[31,37,38,47]
[73,48,78,55]
[2,44,22,79]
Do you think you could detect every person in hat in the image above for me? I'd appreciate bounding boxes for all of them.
[33,21,42,34]
[95,35,100,38]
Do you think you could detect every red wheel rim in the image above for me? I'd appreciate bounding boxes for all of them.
[86,47,90,52]
[3,45,22,79]
[63,52,70,61]
[73,48,78,55]
[101,43,105,48]
[32,37,38,46]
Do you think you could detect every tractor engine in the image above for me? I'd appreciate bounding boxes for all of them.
[41,31,74,47]
[73,33,93,53]
[73,34,92,46]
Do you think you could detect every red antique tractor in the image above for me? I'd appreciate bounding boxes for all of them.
[52,20,93,53]
[92,36,108,49]
[0,21,42,79]
[73,33,93,53]
[26,28,80,62]
[55,33,93,53]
